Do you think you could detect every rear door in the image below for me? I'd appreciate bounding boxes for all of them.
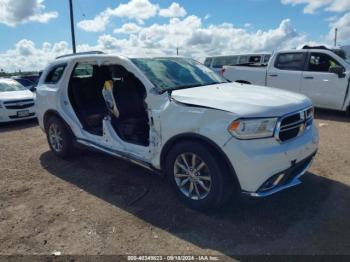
[267,52,306,92]
[301,52,348,110]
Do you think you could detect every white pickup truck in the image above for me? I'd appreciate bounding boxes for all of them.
[223,49,350,113]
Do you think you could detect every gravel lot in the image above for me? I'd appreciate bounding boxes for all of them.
[0,109,349,258]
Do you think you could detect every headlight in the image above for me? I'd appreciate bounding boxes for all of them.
[228,118,278,139]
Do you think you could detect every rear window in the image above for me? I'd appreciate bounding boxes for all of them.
[204,58,213,67]
[248,56,262,63]
[72,63,94,78]
[275,53,306,71]
[263,55,271,63]
[238,56,249,64]
[45,64,66,84]
[212,56,238,68]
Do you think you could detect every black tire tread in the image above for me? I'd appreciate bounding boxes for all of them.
[45,116,75,158]
[165,141,236,210]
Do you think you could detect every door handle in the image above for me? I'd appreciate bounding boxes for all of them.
[304,76,314,79]
[269,74,278,77]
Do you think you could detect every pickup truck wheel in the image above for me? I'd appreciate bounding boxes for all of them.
[46,116,75,158]
[165,141,232,210]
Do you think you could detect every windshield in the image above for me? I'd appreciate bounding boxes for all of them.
[0,80,27,92]
[131,57,227,92]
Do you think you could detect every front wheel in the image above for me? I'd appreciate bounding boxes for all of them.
[165,141,234,210]
[45,116,75,158]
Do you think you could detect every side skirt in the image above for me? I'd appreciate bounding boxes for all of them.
[76,138,162,175]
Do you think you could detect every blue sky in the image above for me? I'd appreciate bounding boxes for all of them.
[0,0,350,71]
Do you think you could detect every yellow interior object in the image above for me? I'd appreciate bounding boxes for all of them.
[104,80,113,90]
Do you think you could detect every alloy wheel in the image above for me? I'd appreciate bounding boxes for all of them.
[173,153,212,200]
[49,123,63,153]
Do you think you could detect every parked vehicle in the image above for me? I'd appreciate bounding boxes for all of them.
[12,77,36,92]
[0,78,36,123]
[223,48,350,113]
[36,53,318,210]
[204,53,271,73]
[12,74,41,92]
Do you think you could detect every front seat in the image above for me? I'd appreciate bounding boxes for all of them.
[83,66,111,128]
[112,72,149,145]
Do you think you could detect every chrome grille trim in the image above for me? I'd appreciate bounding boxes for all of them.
[4,99,35,110]
[275,106,313,143]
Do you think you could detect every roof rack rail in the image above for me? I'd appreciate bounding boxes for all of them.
[302,45,329,50]
[56,51,105,60]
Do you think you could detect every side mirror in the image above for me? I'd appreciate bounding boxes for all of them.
[29,85,37,92]
[329,66,346,78]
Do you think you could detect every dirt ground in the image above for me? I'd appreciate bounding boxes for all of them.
[0,109,350,258]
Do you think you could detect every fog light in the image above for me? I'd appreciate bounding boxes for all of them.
[273,173,285,186]
[260,173,286,192]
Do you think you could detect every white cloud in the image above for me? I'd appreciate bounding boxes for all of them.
[159,3,187,18]
[0,39,70,72]
[15,39,36,56]
[77,9,111,32]
[109,0,158,23]
[281,0,350,44]
[0,16,310,72]
[9,0,340,75]
[281,0,350,14]
[326,0,350,13]
[78,0,159,32]
[78,1,188,32]
[0,0,58,26]
[114,23,142,34]
[328,12,350,43]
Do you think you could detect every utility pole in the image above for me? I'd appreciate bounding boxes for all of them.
[69,0,76,53]
[334,28,338,47]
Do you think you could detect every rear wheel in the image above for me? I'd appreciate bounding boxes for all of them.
[45,116,75,158]
[165,141,234,210]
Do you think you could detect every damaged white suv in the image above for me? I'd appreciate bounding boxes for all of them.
[36,52,319,210]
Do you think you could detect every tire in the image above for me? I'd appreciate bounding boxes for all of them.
[346,105,350,117]
[165,141,234,210]
[45,116,75,158]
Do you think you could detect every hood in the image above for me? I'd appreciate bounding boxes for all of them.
[0,90,34,102]
[171,82,311,117]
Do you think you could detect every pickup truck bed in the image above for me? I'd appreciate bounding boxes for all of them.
[223,65,267,86]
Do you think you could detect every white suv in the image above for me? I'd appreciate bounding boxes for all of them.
[36,53,319,210]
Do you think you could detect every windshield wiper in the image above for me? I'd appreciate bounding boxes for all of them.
[168,84,204,92]
[160,82,226,94]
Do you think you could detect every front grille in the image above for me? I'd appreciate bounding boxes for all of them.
[4,99,35,110]
[276,107,313,142]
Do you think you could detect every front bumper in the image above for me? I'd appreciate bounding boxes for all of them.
[222,123,319,193]
[242,151,316,197]
[0,107,36,123]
